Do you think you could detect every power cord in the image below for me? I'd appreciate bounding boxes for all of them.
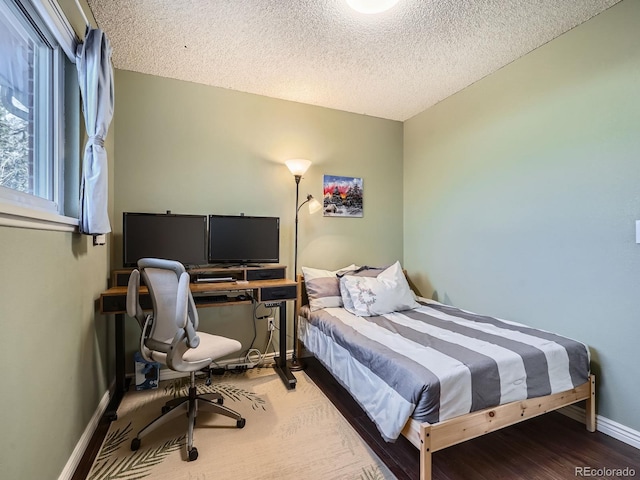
[224,301,277,373]
[245,298,274,353]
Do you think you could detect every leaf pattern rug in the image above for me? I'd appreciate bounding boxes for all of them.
[88,367,395,480]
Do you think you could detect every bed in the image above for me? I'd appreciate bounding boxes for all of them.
[296,263,596,480]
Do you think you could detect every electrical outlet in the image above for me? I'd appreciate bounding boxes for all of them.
[268,317,276,331]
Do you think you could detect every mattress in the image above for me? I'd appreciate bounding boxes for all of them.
[299,298,590,441]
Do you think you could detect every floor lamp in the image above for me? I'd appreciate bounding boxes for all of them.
[285,159,321,371]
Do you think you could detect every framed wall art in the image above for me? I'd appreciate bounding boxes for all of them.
[322,175,363,217]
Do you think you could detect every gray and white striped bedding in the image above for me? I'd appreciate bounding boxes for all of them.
[299,298,590,442]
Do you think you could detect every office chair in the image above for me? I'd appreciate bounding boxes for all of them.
[126,257,246,461]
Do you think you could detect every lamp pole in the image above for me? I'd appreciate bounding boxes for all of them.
[285,158,314,372]
[289,174,306,371]
[293,174,301,281]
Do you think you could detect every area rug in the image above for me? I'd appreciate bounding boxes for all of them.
[88,367,395,480]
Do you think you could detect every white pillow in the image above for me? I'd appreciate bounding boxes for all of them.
[302,264,358,311]
[339,266,388,313]
[340,261,419,317]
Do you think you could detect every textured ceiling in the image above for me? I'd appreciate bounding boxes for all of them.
[86,0,620,121]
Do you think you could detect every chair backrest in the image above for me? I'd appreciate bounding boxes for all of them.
[127,258,203,370]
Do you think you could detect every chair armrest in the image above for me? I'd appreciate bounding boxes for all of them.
[176,272,200,349]
[126,269,146,329]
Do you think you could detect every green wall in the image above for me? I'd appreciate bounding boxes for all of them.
[112,70,404,364]
[0,228,110,479]
[404,0,640,431]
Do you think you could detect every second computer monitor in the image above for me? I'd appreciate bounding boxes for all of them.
[208,215,280,265]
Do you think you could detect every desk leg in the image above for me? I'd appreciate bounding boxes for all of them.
[273,301,297,389]
[103,313,129,420]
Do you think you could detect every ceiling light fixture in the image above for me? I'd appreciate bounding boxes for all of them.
[346,0,400,14]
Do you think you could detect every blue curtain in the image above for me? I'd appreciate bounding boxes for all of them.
[76,27,114,235]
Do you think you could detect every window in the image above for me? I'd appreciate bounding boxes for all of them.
[0,0,80,230]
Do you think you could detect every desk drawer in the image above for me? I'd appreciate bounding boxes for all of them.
[260,285,297,302]
[112,269,135,287]
[101,293,151,313]
[246,267,286,281]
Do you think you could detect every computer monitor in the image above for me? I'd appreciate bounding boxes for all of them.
[123,212,208,267]
[208,215,280,265]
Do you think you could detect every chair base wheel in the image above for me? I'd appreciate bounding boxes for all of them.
[131,438,141,451]
[237,418,246,428]
[188,447,198,461]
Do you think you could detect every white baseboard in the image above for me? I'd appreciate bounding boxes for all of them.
[559,405,640,450]
[57,389,111,480]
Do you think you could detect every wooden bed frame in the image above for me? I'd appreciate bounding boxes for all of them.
[403,376,595,480]
[295,275,596,480]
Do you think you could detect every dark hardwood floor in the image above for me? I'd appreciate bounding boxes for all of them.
[73,359,640,479]
[72,415,111,480]
[303,357,640,480]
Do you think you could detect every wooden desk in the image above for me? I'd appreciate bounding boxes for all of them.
[99,274,299,421]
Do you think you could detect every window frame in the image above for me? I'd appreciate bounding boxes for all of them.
[0,0,81,232]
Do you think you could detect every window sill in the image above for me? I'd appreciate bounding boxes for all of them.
[0,203,79,232]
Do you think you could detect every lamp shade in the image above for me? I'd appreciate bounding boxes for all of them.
[285,159,312,177]
[308,196,322,214]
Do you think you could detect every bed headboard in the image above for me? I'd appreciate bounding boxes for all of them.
[296,274,307,308]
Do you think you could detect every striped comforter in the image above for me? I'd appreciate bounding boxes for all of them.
[299,298,590,441]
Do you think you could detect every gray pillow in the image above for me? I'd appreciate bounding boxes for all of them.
[302,264,358,311]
